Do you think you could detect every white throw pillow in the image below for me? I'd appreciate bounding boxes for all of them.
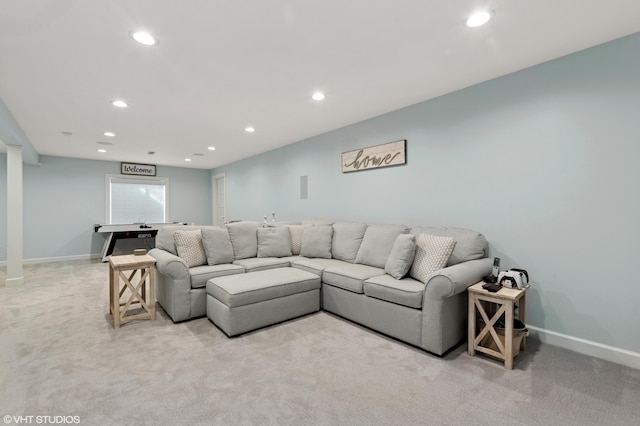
[174,230,207,267]
[409,234,456,284]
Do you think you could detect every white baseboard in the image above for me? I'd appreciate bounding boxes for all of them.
[0,253,101,267]
[528,325,640,370]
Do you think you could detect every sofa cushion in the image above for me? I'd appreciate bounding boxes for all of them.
[155,225,201,256]
[409,234,456,284]
[201,227,235,265]
[323,263,385,294]
[232,257,290,273]
[355,224,409,268]
[226,221,259,260]
[190,264,245,289]
[332,222,367,263]
[291,258,347,276]
[173,230,207,267]
[300,225,333,259]
[364,274,425,309]
[411,227,486,266]
[384,234,416,280]
[257,227,293,258]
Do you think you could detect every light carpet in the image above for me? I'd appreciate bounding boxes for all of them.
[1,260,639,425]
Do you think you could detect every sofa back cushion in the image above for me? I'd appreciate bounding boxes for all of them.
[410,227,486,266]
[257,227,293,258]
[226,221,260,260]
[300,225,333,259]
[201,226,235,265]
[355,224,409,268]
[174,230,207,267]
[155,225,202,256]
[332,222,367,263]
[384,234,417,280]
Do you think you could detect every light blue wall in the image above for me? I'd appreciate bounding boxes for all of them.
[1,155,212,260]
[213,34,640,353]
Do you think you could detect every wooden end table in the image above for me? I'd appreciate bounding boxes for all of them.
[468,281,528,369]
[109,254,157,329]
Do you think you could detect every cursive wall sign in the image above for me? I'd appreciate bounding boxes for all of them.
[121,162,156,176]
[341,140,406,173]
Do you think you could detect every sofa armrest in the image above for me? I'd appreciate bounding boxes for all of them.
[148,248,194,322]
[149,248,189,279]
[423,258,492,301]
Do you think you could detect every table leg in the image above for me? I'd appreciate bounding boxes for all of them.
[112,266,120,329]
[468,293,476,356]
[520,293,527,351]
[505,301,514,369]
[149,266,155,320]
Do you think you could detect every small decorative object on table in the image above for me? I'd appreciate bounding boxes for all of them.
[133,248,147,256]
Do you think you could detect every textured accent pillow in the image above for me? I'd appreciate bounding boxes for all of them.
[226,221,259,260]
[173,230,207,267]
[257,227,293,258]
[201,227,234,265]
[300,225,333,259]
[410,234,456,284]
[287,224,310,255]
[384,234,417,280]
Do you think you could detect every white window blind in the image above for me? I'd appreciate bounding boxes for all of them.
[106,175,168,224]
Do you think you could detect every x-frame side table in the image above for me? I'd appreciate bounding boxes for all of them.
[468,282,527,369]
[109,254,157,329]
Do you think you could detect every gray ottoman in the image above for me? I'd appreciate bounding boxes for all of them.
[206,267,321,336]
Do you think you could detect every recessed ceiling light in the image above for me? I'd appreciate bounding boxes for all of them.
[62,131,73,137]
[97,149,107,153]
[104,132,115,137]
[193,153,204,157]
[245,127,255,133]
[131,31,157,46]
[185,158,191,162]
[208,146,216,151]
[312,92,325,101]
[111,100,128,108]
[97,141,113,146]
[466,10,493,28]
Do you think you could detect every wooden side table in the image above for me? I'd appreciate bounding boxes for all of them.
[109,254,157,329]
[468,281,527,369]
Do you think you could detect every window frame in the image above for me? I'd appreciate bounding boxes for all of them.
[105,174,170,225]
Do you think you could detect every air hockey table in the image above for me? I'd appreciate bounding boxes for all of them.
[94,222,187,261]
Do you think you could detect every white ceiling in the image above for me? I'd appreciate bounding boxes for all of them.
[1,1,639,169]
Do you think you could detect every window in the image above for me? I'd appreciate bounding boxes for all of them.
[106,175,168,224]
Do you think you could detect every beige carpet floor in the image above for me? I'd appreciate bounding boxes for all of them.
[1,260,639,425]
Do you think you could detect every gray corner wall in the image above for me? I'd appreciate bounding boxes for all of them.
[212,34,640,354]
[0,155,212,260]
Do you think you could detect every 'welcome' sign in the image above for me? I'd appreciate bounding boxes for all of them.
[341,140,406,173]
[121,162,156,176]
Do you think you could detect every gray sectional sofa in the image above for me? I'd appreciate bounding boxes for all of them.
[148,220,491,356]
